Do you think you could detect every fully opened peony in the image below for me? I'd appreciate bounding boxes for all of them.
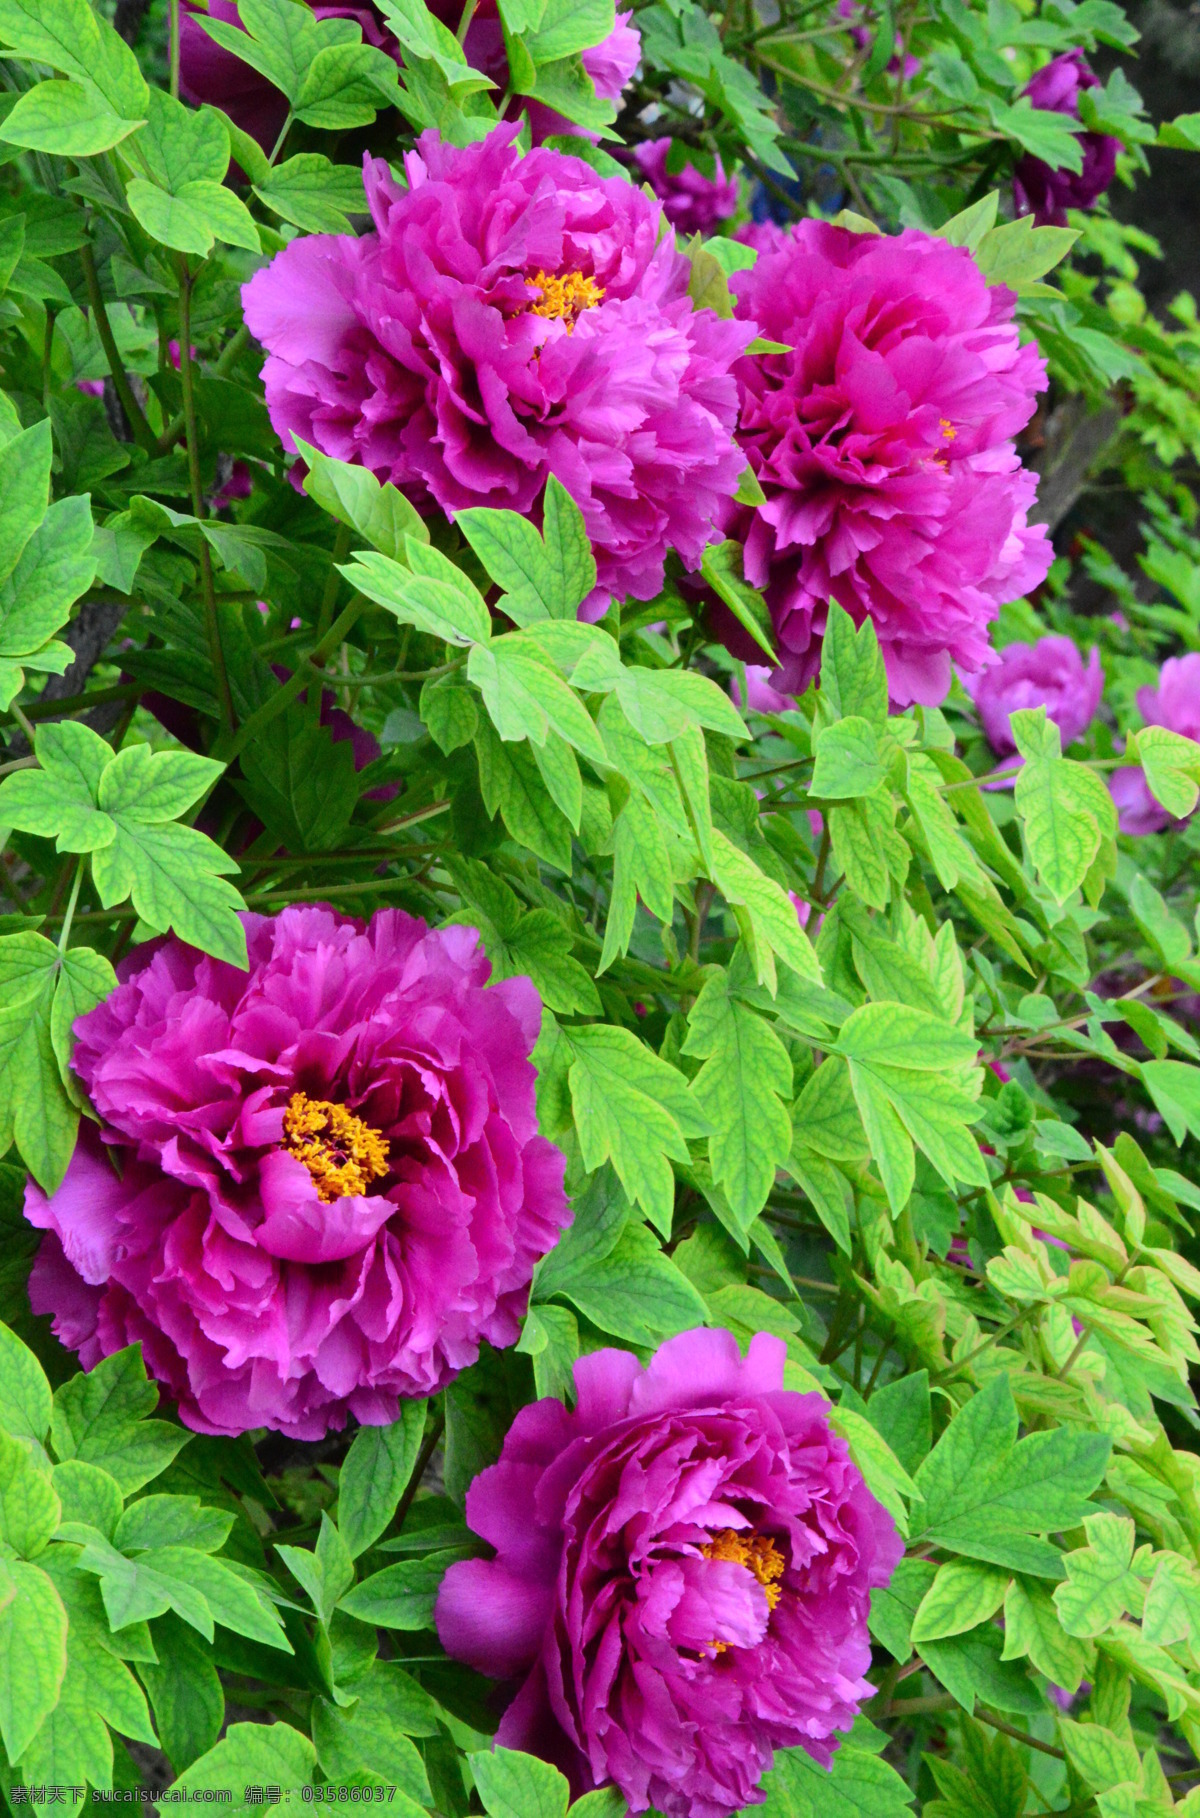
[720,222,1051,706]
[25,907,569,1439]
[965,633,1103,756]
[1111,653,1200,834]
[437,1328,901,1818]
[242,125,753,609]
[1013,52,1120,227]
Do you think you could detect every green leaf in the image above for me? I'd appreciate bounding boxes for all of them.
[237,708,359,855]
[297,438,427,561]
[0,0,148,121]
[0,417,51,588]
[0,76,141,154]
[1141,1060,1200,1148]
[278,1511,356,1626]
[616,667,747,747]
[1128,725,1200,820]
[988,96,1084,171]
[337,1404,428,1559]
[470,1747,570,1818]
[50,946,117,1089]
[911,1559,1009,1643]
[294,40,399,128]
[972,213,1079,296]
[254,153,368,233]
[469,640,607,764]
[114,1495,232,1555]
[91,820,248,969]
[139,1613,223,1775]
[599,786,675,973]
[758,1738,914,1816]
[52,1462,122,1538]
[338,1549,467,1630]
[920,1623,1043,1717]
[819,600,887,727]
[458,478,595,624]
[699,539,777,663]
[0,1430,59,1557]
[347,545,491,646]
[0,1317,51,1444]
[711,829,822,994]
[812,716,886,800]
[565,1024,708,1235]
[474,717,574,870]
[421,671,479,753]
[51,1345,191,1495]
[912,1374,1110,1575]
[168,1721,317,1810]
[539,1219,708,1347]
[870,1557,935,1664]
[0,1559,67,1762]
[829,1405,921,1536]
[1053,1513,1144,1637]
[127,176,260,257]
[683,971,793,1232]
[1002,1576,1092,1693]
[0,931,79,1192]
[312,1668,435,1800]
[0,494,95,683]
[1011,707,1116,902]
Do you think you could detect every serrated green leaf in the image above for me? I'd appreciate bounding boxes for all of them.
[683,972,792,1231]
[471,1747,570,1818]
[0,1558,67,1762]
[338,1405,428,1559]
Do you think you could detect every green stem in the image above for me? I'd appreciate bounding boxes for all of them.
[155,325,250,456]
[177,257,235,738]
[41,307,57,412]
[57,859,84,954]
[80,240,156,452]
[456,0,478,39]
[169,0,181,98]
[218,596,370,765]
[393,1410,445,1536]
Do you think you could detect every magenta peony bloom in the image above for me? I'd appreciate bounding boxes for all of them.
[633,139,740,237]
[436,1328,901,1818]
[243,125,752,610]
[733,663,794,714]
[25,907,569,1439]
[1111,653,1200,835]
[965,634,1103,756]
[717,221,1051,706]
[1013,52,1120,228]
[734,220,789,259]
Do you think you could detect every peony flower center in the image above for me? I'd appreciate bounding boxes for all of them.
[282,1092,390,1202]
[527,269,605,331]
[939,417,957,441]
[701,1528,785,1653]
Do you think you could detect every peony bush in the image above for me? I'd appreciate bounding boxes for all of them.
[0,0,1196,1813]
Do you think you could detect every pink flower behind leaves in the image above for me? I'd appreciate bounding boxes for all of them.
[437,1328,901,1818]
[25,906,569,1439]
[965,634,1103,757]
[243,125,753,611]
[633,138,740,237]
[719,221,1051,706]
[1111,653,1200,835]
[1013,52,1120,228]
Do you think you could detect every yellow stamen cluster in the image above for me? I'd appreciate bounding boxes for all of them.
[701,1529,786,1653]
[527,269,605,330]
[939,417,957,441]
[282,1092,390,1203]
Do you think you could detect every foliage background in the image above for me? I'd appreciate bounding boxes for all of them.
[0,0,1198,1811]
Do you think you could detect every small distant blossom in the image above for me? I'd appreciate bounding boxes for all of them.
[718,221,1050,706]
[437,1328,901,1818]
[964,634,1104,757]
[456,1,640,142]
[243,125,753,611]
[633,139,740,237]
[26,907,569,1439]
[732,663,794,714]
[1013,52,1120,227]
[1111,653,1200,835]
[837,0,920,79]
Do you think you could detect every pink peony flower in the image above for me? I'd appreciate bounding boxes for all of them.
[25,906,569,1439]
[633,139,740,237]
[964,634,1103,756]
[1013,52,1120,228]
[437,1328,901,1818]
[732,663,794,714]
[718,222,1050,706]
[734,220,789,259]
[242,125,753,611]
[1111,653,1200,835]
